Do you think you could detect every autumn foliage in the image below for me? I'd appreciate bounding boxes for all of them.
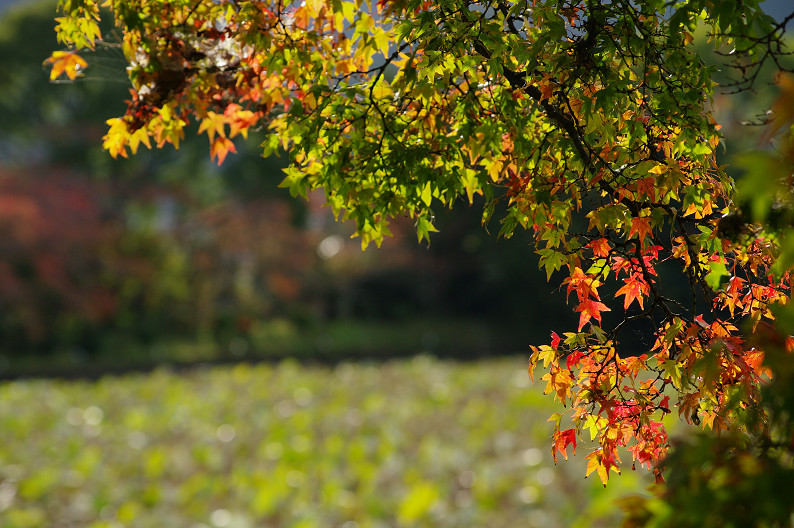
[48,0,794,492]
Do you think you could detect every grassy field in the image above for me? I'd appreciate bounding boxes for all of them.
[0,357,650,528]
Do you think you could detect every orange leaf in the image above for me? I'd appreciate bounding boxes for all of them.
[552,428,577,463]
[45,51,88,81]
[628,216,652,246]
[541,368,574,403]
[576,299,610,330]
[635,177,656,200]
[724,276,745,317]
[538,74,555,100]
[615,274,649,310]
[589,238,612,258]
[210,137,237,165]
[564,267,602,303]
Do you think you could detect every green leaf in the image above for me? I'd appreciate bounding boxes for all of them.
[415,216,438,243]
[538,248,567,280]
[420,182,433,207]
[705,261,729,291]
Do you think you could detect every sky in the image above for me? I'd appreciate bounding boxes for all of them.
[0,0,20,14]
[764,0,794,21]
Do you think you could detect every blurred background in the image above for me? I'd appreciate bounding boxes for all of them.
[0,0,581,377]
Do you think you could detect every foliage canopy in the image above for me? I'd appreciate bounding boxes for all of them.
[49,0,794,521]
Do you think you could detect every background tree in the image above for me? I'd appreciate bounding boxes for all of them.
[48,0,794,505]
[1,0,560,369]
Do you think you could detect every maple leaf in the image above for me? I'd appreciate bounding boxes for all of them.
[566,350,585,370]
[635,177,656,200]
[621,354,648,377]
[564,267,601,303]
[615,274,650,310]
[127,127,152,156]
[723,276,745,317]
[552,428,577,463]
[588,238,612,258]
[611,248,659,279]
[538,248,567,280]
[210,137,237,165]
[550,331,561,349]
[628,216,652,246]
[628,438,661,469]
[576,299,610,330]
[103,118,130,159]
[743,351,766,376]
[585,449,621,486]
[225,104,260,139]
[541,368,574,403]
[531,344,558,369]
[198,112,227,142]
[537,74,555,100]
[44,51,88,81]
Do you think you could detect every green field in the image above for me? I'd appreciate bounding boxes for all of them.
[0,357,649,528]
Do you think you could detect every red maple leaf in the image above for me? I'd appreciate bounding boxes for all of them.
[566,350,585,370]
[552,428,577,463]
[588,238,612,258]
[615,274,650,310]
[564,267,601,303]
[576,299,610,330]
[551,331,561,349]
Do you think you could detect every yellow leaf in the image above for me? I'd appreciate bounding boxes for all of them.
[198,112,227,142]
[585,450,620,486]
[341,1,355,23]
[371,81,393,99]
[128,127,152,155]
[103,118,130,159]
[373,27,390,57]
[532,345,557,369]
[460,171,481,204]
[585,452,609,486]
